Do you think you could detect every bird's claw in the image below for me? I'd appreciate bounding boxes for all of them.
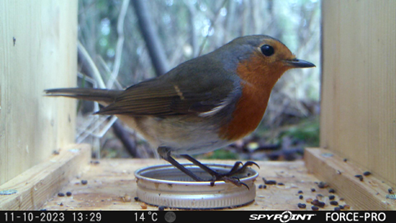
[246,161,260,169]
[221,160,260,177]
[209,161,260,189]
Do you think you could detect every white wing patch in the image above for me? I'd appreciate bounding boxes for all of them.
[198,82,241,117]
[198,100,229,117]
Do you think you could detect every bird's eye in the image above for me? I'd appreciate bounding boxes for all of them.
[260,45,274,56]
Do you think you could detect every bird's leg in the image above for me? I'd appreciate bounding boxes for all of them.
[180,155,259,188]
[158,147,258,188]
[179,154,219,179]
[157,147,203,181]
[181,155,259,178]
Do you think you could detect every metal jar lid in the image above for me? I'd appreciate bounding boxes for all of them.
[135,163,258,209]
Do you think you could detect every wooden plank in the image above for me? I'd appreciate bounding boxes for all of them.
[42,159,353,210]
[0,144,90,210]
[305,148,396,210]
[321,0,396,187]
[0,0,77,185]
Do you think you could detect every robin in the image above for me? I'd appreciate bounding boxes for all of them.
[46,35,315,186]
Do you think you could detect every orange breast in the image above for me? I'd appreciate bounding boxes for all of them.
[219,53,282,141]
[219,82,270,141]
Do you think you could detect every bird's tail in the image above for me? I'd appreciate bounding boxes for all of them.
[44,88,122,103]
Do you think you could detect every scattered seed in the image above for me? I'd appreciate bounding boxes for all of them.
[158,206,165,211]
[330,201,339,206]
[299,195,303,200]
[265,180,277,185]
[363,171,371,176]
[318,182,328,188]
[311,199,325,208]
[311,188,316,192]
[81,180,88,185]
[298,190,303,194]
[329,188,336,193]
[311,199,319,205]
[334,207,341,211]
[66,191,72,196]
[329,195,335,200]
[262,177,277,185]
[57,192,65,197]
[134,197,139,202]
[354,175,363,181]
[311,206,319,211]
[297,203,306,208]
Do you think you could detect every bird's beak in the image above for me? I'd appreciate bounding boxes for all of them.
[285,58,316,68]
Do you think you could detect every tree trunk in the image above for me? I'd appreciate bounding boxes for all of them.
[132,0,169,76]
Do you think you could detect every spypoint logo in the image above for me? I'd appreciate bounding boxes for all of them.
[249,211,315,222]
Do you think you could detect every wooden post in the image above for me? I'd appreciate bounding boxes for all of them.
[0,0,78,185]
[319,0,396,187]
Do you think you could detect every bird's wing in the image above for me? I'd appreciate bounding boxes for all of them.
[96,70,241,116]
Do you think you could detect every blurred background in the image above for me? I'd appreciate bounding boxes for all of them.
[76,0,321,161]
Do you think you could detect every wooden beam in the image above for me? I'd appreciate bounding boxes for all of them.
[320,0,396,187]
[305,148,396,210]
[0,144,91,210]
[0,0,77,185]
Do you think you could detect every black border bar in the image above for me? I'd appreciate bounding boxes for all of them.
[1,210,394,223]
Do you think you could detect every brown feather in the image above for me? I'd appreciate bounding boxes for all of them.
[96,67,238,116]
[44,88,122,103]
